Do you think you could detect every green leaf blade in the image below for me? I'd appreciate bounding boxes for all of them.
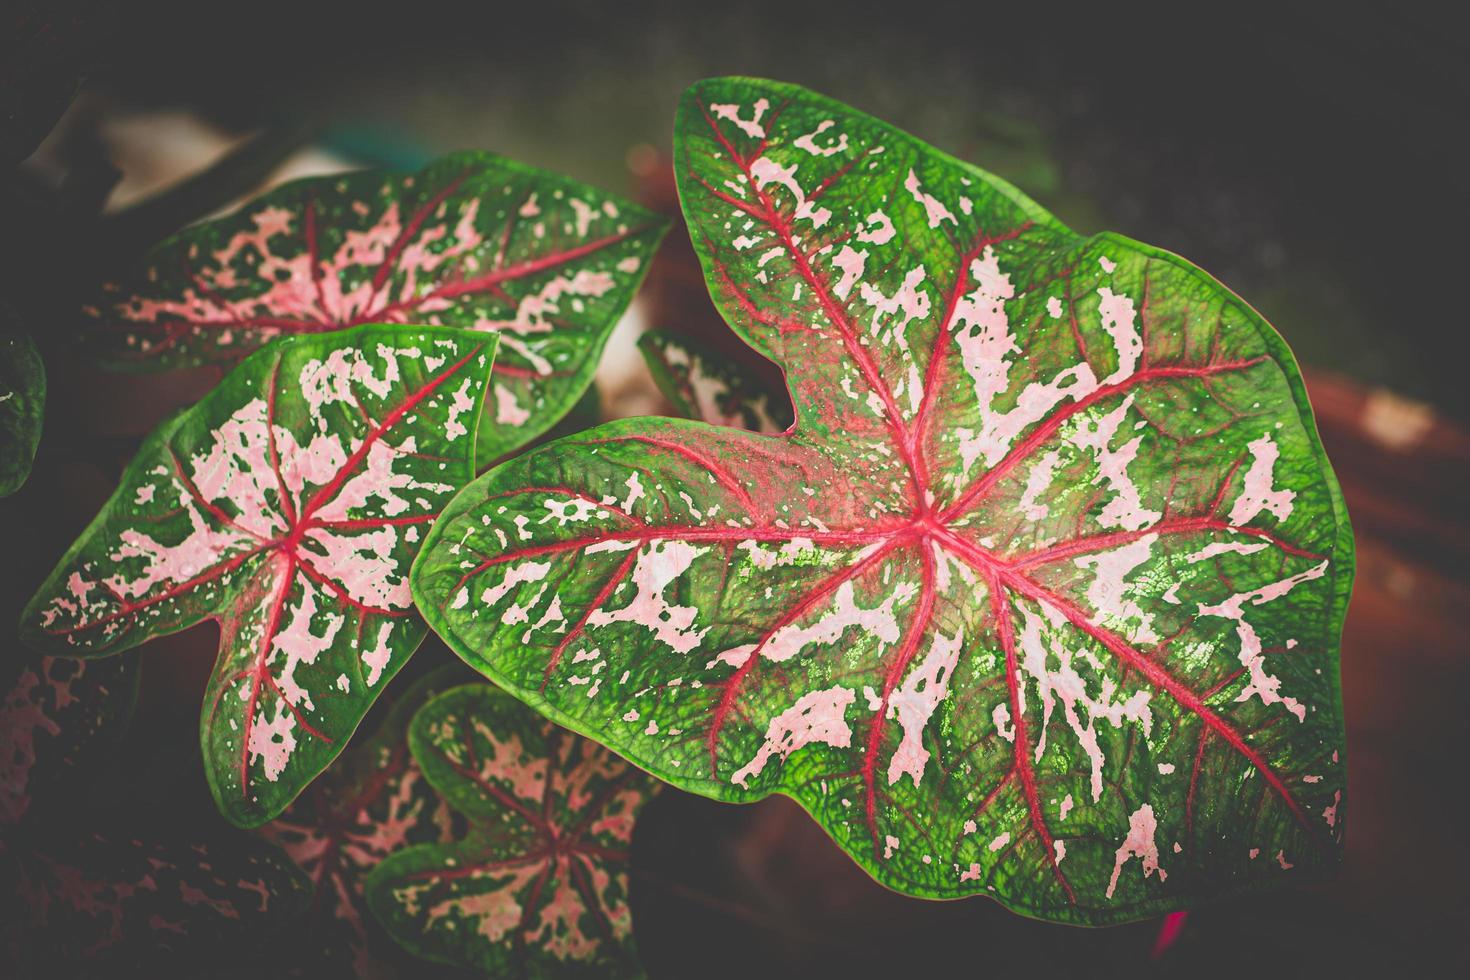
[22,324,496,826]
[0,329,45,497]
[366,683,649,977]
[415,78,1351,924]
[83,151,668,461]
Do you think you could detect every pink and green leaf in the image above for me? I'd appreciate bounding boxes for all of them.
[365,683,650,977]
[0,652,139,826]
[638,328,790,432]
[81,150,667,461]
[260,665,465,976]
[411,78,1353,924]
[5,830,311,973]
[0,325,45,497]
[20,323,496,827]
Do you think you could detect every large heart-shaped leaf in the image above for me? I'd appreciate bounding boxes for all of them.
[410,78,1352,924]
[638,328,791,432]
[81,151,667,461]
[5,828,311,974]
[0,651,139,826]
[366,683,651,977]
[261,665,464,976]
[0,326,45,497]
[20,324,496,827]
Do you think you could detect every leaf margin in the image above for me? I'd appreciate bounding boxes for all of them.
[0,328,46,498]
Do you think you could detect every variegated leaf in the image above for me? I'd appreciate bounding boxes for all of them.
[0,325,45,497]
[638,328,790,432]
[21,324,496,826]
[82,151,667,461]
[5,829,311,974]
[0,652,139,826]
[412,78,1353,924]
[366,684,650,977]
[261,666,464,977]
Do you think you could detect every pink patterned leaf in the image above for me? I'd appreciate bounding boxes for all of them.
[260,666,464,977]
[21,324,495,826]
[366,683,651,977]
[0,652,138,826]
[638,328,790,432]
[6,829,310,973]
[412,79,1353,924]
[82,151,666,461]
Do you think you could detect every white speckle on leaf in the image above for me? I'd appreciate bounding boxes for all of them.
[710,99,769,139]
[793,120,849,157]
[731,685,855,788]
[1228,435,1297,526]
[904,169,955,228]
[587,540,709,652]
[1197,561,1328,722]
[1106,804,1164,899]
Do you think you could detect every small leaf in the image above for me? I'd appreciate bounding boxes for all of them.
[638,328,790,431]
[261,665,466,975]
[366,683,651,977]
[82,151,667,461]
[412,78,1353,924]
[0,651,139,825]
[5,829,311,973]
[0,326,45,497]
[21,324,496,827]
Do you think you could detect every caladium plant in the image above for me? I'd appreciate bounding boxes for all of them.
[0,325,45,497]
[7,828,312,973]
[412,78,1353,924]
[80,150,667,462]
[365,683,651,977]
[260,665,465,976]
[0,646,311,974]
[0,650,139,826]
[638,328,791,432]
[20,323,496,827]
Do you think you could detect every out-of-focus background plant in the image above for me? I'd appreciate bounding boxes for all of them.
[2,1,1465,976]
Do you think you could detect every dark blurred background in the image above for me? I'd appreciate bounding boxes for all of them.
[5,1,1468,976]
[53,1,1467,412]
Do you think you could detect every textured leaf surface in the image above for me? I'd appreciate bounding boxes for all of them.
[638,328,790,432]
[412,78,1353,923]
[5,829,311,973]
[261,667,462,976]
[82,151,666,460]
[0,652,139,826]
[0,328,45,497]
[366,684,650,977]
[21,324,496,827]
